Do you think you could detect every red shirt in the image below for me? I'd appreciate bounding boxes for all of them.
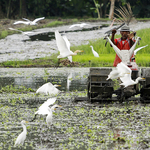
[113,38,135,67]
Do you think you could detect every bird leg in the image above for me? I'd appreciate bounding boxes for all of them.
[30,114,37,122]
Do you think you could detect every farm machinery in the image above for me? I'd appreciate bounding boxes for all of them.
[87,33,150,103]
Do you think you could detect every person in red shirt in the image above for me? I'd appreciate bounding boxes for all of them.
[111,25,136,67]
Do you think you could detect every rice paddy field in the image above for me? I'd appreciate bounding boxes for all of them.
[0,68,150,150]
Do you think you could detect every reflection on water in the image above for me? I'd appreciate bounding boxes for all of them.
[0,70,88,92]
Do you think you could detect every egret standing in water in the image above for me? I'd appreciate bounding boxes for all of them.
[55,30,83,62]
[14,120,28,146]
[36,82,61,96]
[90,46,99,57]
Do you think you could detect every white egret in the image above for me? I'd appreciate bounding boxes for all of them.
[14,120,28,146]
[9,28,33,36]
[134,45,148,56]
[35,97,57,115]
[90,46,99,57]
[55,30,83,62]
[120,75,145,88]
[13,17,45,25]
[107,62,130,80]
[36,82,61,96]
[69,23,89,29]
[46,104,62,126]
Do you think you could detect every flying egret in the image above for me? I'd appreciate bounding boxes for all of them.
[13,17,45,25]
[9,28,33,36]
[107,62,131,80]
[120,75,145,88]
[55,30,83,62]
[134,45,148,56]
[14,120,28,146]
[69,23,89,29]
[36,82,61,96]
[90,46,99,57]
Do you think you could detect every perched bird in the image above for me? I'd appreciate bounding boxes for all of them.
[69,23,89,29]
[36,82,61,96]
[9,28,33,36]
[134,45,148,56]
[107,62,130,80]
[13,17,45,25]
[14,120,28,146]
[55,30,83,62]
[90,46,99,57]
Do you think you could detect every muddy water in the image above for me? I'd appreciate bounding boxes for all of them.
[1,67,150,150]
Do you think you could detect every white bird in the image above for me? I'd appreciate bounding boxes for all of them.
[14,120,28,146]
[134,45,148,56]
[36,82,61,96]
[69,23,89,29]
[35,97,57,115]
[46,104,62,126]
[13,17,45,25]
[120,75,145,88]
[55,30,83,62]
[90,46,99,57]
[107,62,130,80]
[9,28,33,36]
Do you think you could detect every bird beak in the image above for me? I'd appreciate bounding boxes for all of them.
[142,78,145,80]
[57,85,61,87]
[25,121,29,123]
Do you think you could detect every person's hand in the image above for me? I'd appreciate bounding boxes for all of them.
[128,32,136,39]
[112,29,116,35]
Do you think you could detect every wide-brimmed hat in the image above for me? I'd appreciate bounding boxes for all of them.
[119,25,132,31]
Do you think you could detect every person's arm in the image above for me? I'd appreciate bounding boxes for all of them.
[128,32,136,47]
[110,29,116,46]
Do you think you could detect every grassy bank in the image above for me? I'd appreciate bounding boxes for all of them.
[0,24,150,68]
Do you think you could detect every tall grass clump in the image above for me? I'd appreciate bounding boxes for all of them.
[0,30,8,39]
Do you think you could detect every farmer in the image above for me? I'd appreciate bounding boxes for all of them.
[111,25,136,67]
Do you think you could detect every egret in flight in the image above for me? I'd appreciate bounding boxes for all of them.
[90,46,99,57]
[69,23,89,29]
[9,28,33,36]
[36,82,61,96]
[32,97,61,126]
[13,17,45,25]
[107,62,130,80]
[55,30,83,62]
[14,120,28,146]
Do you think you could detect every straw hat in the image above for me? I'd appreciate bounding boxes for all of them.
[119,25,132,32]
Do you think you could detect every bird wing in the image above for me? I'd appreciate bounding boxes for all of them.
[62,35,73,62]
[120,73,133,88]
[9,28,23,33]
[22,18,31,22]
[13,21,29,25]
[117,62,131,74]
[35,97,57,115]
[36,83,49,95]
[55,30,73,58]
[15,131,26,146]
[69,24,80,28]
[134,45,148,55]
[32,17,45,23]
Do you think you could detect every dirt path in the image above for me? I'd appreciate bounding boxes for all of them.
[0,20,150,63]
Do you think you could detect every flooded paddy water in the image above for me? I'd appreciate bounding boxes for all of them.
[0,67,150,150]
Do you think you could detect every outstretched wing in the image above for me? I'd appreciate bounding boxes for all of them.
[134,45,148,56]
[13,21,29,25]
[32,17,45,23]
